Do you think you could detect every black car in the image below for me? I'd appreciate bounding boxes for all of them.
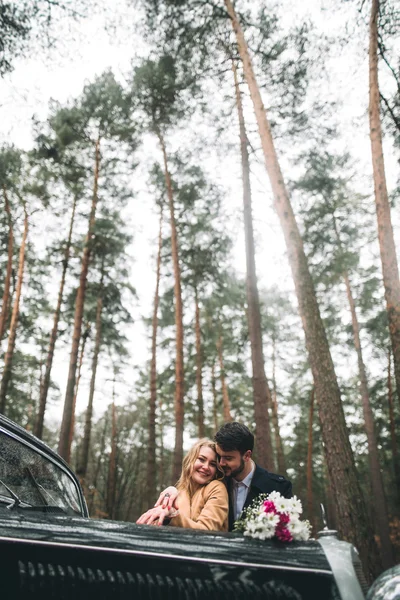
[0,414,397,599]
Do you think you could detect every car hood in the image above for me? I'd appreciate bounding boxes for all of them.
[0,509,331,574]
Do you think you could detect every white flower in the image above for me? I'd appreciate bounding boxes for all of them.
[267,492,288,512]
[286,496,302,517]
[276,498,289,513]
[288,519,311,541]
[244,521,275,540]
[263,512,280,527]
[267,491,283,505]
[243,511,279,540]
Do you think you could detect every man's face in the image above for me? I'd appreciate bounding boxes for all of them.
[215,445,251,478]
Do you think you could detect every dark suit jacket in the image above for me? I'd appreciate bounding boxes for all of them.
[227,464,292,531]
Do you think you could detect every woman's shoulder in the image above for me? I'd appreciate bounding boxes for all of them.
[203,479,227,496]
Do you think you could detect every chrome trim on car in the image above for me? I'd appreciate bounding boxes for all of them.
[0,534,334,575]
[318,536,365,600]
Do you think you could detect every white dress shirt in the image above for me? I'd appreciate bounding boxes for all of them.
[231,460,255,520]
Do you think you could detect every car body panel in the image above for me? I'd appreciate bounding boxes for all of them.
[0,514,338,599]
[319,535,365,600]
[0,509,332,572]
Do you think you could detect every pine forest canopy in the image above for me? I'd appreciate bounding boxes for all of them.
[0,0,91,77]
[0,0,400,579]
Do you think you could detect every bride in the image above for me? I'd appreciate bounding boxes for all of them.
[136,439,228,531]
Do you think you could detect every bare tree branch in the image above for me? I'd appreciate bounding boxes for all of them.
[380,91,400,134]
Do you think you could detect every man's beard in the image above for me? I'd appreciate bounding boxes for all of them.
[226,458,245,479]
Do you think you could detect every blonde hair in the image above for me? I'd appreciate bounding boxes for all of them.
[176,438,224,499]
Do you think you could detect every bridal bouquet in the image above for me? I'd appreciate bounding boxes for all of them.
[234,491,311,542]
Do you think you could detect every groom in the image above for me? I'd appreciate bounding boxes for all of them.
[215,422,292,531]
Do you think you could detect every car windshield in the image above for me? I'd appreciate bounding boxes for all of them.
[0,429,82,515]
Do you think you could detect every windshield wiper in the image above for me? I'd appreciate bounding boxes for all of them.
[24,466,49,506]
[0,476,22,509]
[0,469,66,513]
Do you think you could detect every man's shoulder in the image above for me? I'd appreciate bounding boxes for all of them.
[252,464,292,494]
[255,464,288,483]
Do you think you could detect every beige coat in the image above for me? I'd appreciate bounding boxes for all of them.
[170,479,228,532]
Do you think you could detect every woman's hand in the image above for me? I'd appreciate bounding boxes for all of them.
[136,505,174,526]
[154,486,179,510]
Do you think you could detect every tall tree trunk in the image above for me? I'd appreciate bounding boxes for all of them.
[271,336,287,476]
[331,211,394,567]
[232,59,274,470]
[0,204,28,413]
[343,271,394,568]
[156,128,184,483]
[211,361,219,433]
[307,387,316,534]
[26,399,33,431]
[323,458,338,532]
[125,446,144,521]
[216,333,232,422]
[88,415,108,516]
[77,267,104,478]
[194,286,205,438]
[34,195,77,439]
[388,349,400,493]
[225,0,381,579]
[68,324,90,465]
[107,379,117,520]
[0,186,13,342]
[58,136,101,460]
[369,0,400,404]
[147,208,163,503]
[158,402,165,491]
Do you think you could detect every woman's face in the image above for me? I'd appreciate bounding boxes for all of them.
[191,445,217,486]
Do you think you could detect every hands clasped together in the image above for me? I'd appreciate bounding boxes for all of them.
[136,486,180,527]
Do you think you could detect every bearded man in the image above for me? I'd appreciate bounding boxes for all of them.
[214,422,292,530]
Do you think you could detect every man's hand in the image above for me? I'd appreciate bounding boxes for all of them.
[136,505,174,526]
[154,486,179,510]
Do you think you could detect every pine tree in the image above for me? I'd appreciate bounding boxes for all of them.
[202,273,250,427]
[0,1,88,76]
[132,56,193,481]
[0,147,29,413]
[107,371,118,520]
[57,71,137,460]
[369,0,400,407]
[0,147,22,345]
[271,337,287,476]
[75,211,134,479]
[0,205,28,413]
[0,182,13,342]
[306,387,316,534]
[260,286,304,481]
[232,58,275,470]
[67,323,90,463]
[76,260,104,480]
[147,205,163,503]
[387,349,400,491]
[31,151,85,438]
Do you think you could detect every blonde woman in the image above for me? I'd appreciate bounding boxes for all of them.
[137,439,228,531]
